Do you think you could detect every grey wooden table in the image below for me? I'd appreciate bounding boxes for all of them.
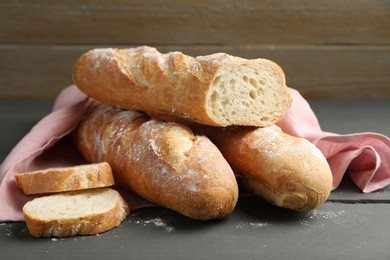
[1,99,390,260]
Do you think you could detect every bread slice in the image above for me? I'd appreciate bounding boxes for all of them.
[23,188,129,237]
[73,46,291,127]
[15,162,114,195]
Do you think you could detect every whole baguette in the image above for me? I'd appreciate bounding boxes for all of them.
[200,125,333,211]
[74,102,239,220]
[15,162,114,195]
[23,188,129,237]
[72,46,291,127]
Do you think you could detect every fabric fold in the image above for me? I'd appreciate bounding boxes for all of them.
[276,88,390,193]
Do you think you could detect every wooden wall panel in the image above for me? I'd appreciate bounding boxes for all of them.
[0,0,389,99]
[1,44,389,99]
[1,0,389,45]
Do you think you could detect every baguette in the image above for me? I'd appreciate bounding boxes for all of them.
[200,125,333,211]
[23,188,129,237]
[72,46,291,127]
[15,162,114,195]
[74,102,239,220]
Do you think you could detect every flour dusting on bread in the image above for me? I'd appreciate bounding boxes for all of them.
[73,46,291,127]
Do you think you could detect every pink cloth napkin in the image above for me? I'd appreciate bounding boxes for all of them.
[1,85,389,221]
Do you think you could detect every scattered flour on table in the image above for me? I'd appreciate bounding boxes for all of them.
[235,222,269,229]
[5,227,12,237]
[1,223,13,237]
[130,213,174,232]
[1,223,31,240]
[310,209,346,219]
[300,209,346,226]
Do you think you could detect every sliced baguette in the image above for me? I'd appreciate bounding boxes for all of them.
[73,46,291,127]
[23,188,129,237]
[15,162,114,195]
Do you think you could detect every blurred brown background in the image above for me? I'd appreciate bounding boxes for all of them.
[1,0,389,99]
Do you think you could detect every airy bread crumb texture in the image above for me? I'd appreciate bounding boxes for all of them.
[73,46,291,127]
[206,59,290,126]
[24,189,115,219]
[23,188,129,237]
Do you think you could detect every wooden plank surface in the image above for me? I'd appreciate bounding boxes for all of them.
[1,201,390,260]
[1,0,389,45]
[1,44,389,99]
[1,1,389,99]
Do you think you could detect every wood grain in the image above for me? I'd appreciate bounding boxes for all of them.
[1,0,389,45]
[0,1,389,99]
[1,44,389,99]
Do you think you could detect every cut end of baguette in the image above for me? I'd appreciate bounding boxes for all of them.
[205,58,291,127]
[23,188,129,237]
[15,162,115,195]
[73,47,291,127]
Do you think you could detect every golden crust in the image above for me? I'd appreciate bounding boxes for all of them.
[72,46,290,127]
[23,188,129,238]
[193,125,333,211]
[74,103,239,220]
[15,162,114,195]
